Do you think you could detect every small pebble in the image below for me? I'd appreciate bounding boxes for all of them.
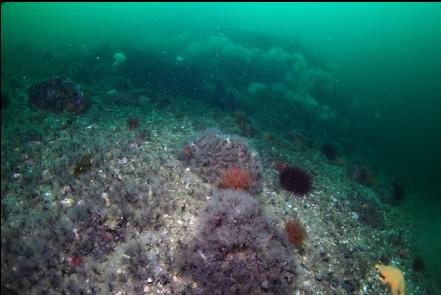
[60,197,74,207]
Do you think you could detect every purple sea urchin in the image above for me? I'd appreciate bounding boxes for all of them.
[279,166,312,196]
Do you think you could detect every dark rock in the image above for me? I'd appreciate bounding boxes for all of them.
[341,279,357,293]
[319,251,330,262]
[380,254,391,264]
[349,163,376,187]
[28,76,87,112]
[314,271,328,282]
[392,182,405,201]
[376,182,405,206]
[339,245,353,259]
[322,143,338,161]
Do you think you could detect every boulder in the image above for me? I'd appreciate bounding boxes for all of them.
[29,76,87,112]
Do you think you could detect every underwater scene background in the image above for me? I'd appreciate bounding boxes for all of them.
[1,2,441,294]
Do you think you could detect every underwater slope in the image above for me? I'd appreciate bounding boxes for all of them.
[2,3,441,294]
